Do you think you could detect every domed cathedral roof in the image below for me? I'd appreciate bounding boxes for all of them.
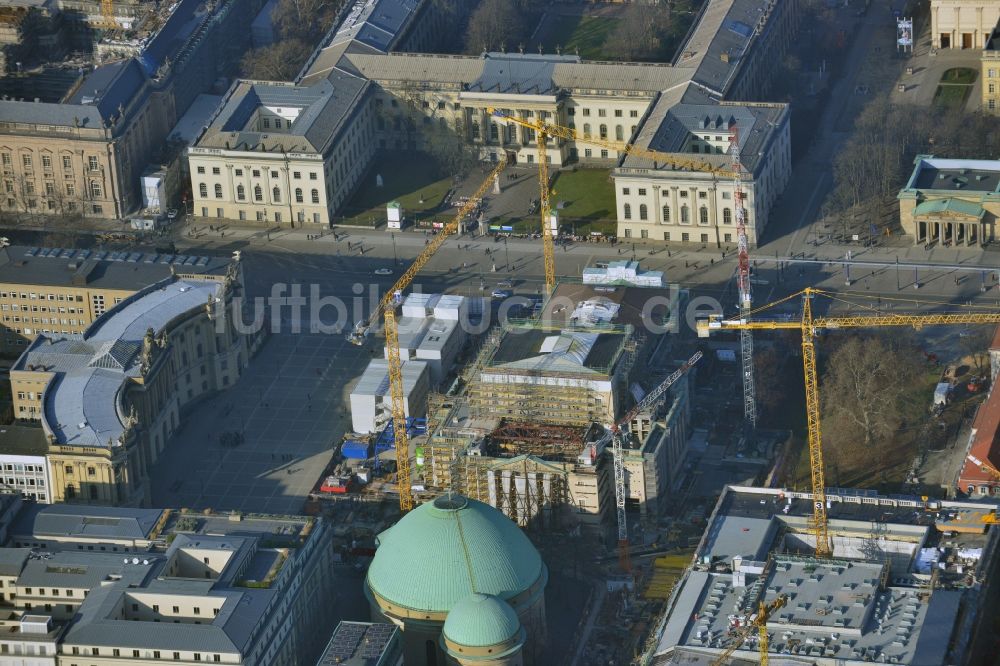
[366,494,546,614]
[443,593,523,648]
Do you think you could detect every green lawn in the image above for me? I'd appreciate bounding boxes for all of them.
[490,168,617,235]
[551,168,616,221]
[933,84,972,109]
[941,67,978,85]
[540,15,620,60]
[341,152,453,226]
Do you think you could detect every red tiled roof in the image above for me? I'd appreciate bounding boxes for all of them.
[958,384,1000,488]
[990,324,1000,352]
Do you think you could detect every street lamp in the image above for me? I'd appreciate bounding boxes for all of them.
[391,233,398,266]
[504,238,510,270]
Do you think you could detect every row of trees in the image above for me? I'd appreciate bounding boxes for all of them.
[240,0,343,80]
[829,95,1000,224]
[463,0,533,55]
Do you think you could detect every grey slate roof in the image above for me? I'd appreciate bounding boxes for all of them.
[11,504,164,541]
[0,548,30,577]
[329,52,686,94]
[0,245,224,291]
[0,424,49,457]
[620,100,787,175]
[196,72,369,155]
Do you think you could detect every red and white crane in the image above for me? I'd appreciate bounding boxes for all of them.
[731,122,757,429]
[611,351,702,572]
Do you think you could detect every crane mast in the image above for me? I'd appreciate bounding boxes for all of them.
[351,157,508,511]
[612,351,703,572]
[536,128,556,294]
[730,122,756,430]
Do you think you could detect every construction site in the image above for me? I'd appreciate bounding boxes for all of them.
[650,485,1000,666]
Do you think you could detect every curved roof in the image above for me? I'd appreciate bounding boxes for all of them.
[367,495,544,613]
[443,593,521,648]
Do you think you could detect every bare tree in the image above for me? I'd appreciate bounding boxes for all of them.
[463,0,527,54]
[240,40,314,81]
[271,0,341,44]
[603,4,661,61]
[820,335,921,470]
[959,329,992,376]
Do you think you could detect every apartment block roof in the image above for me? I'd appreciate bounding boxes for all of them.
[10,504,164,541]
[316,621,400,666]
[0,245,223,290]
[0,423,49,457]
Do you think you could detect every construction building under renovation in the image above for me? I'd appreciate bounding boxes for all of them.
[467,321,641,426]
[650,485,1000,665]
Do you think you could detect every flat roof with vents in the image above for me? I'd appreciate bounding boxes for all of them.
[315,621,400,666]
[905,156,1000,194]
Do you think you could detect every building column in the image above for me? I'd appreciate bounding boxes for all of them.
[652,185,661,224]
[670,187,680,227]
[932,5,940,47]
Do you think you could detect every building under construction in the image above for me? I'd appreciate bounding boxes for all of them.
[467,320,641,426]
[422,414,616,538]
[649,485,1000,665]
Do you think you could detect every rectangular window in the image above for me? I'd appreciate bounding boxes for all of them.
[22,155,32,168]
[212,167,220,175]
[87,156,98,171]
[41,155,51,169]
[197,166,205,174]
[234,168,243,176]
[638,188,646,196]
[62,155,72,169]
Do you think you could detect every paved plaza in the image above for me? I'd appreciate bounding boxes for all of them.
[150,332,368,514]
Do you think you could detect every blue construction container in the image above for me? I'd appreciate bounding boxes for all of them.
[342,439,373,460]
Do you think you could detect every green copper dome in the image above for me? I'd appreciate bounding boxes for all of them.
[367,494,545,613]
[443,593,522,647]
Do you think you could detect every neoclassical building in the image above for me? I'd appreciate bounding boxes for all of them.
[189,0,796,245]
[9,259,263,506]
[931,0,1000,49]
[897,155,1000,246]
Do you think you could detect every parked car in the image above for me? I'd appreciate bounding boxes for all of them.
[166,209,179,220]
[374,268,394,276]
[497,280,514,289]
[492,289,513,299]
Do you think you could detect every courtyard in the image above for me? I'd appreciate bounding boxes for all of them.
[340,152,454,227]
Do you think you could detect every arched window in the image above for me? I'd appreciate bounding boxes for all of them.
[680,205,689,223]
[198,183,207,198]
[311,189,320,204]
[236,185,245,201]
[599,124,608,140]
[699,206,708,224]
[723,208,732,225]
[662,205,670,222]
[214,184,222,199]
[272,187,281,203]
[295,188,303,203]
[254,186,263,202]
[583,123,591,138]
[623,203,632,220]
[615,125,624,141]
[639,204,648,221]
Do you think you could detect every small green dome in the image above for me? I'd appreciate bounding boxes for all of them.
[443,593,522,647]
[367,494,545,613]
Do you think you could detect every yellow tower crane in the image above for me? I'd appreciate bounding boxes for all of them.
[487,109,735,295]
[698,287,1000,557]
[348,157,508,512]
[709,594,787,666]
